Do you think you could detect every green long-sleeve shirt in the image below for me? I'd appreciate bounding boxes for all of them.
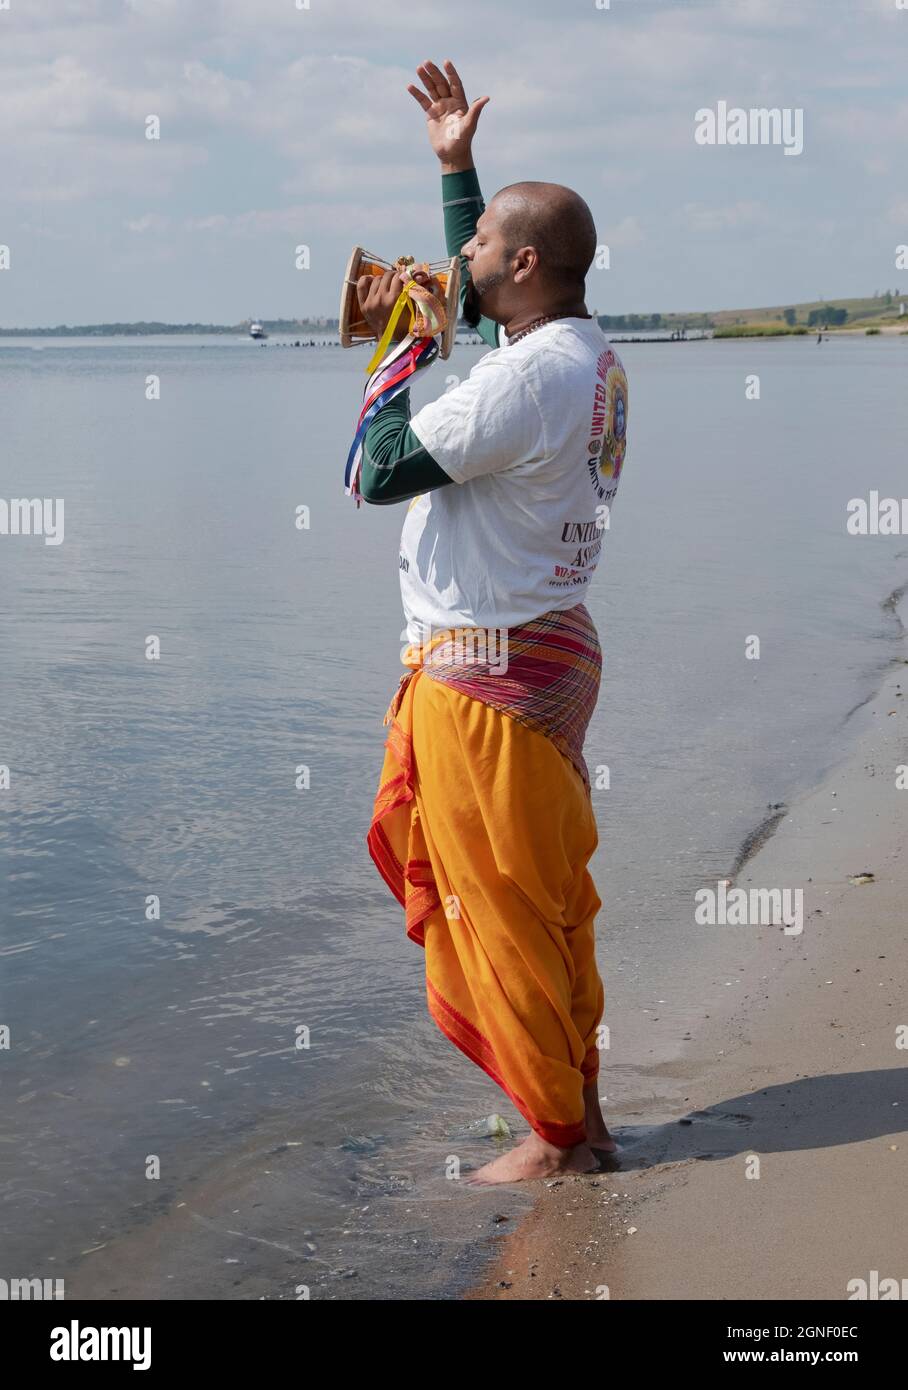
[358,166,501,505]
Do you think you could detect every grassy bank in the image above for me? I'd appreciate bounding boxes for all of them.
[713,323,809,338]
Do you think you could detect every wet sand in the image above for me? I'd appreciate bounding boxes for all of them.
[467,660,908,1301]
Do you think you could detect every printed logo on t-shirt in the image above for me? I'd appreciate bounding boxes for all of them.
[547,344,629,591]
[586,347,629,505]
[548,517,605,589]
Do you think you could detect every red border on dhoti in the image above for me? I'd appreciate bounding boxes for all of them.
[426,978,588,1150]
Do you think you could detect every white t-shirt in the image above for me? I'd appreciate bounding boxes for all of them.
[400,316,629,643]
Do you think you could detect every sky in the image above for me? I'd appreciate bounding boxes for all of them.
[1,0,906,326]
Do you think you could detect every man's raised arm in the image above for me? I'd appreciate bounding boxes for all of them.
[408,61,502,350]
[356,61,498,506]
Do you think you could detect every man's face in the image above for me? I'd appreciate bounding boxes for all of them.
[461,204,513,326]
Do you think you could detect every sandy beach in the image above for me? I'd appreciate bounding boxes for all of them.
[467,658,908,1301]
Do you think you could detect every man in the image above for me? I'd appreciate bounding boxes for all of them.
[361,60,628,1183]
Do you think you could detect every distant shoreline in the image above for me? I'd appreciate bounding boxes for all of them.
[2,292,905,339]
[2,326,905,344]
[0,323,334,338]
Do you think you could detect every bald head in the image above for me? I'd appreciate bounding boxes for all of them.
[490,181,597,294]
[460,178,597,330]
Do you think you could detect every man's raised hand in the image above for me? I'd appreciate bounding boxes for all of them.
[407,60,489,173]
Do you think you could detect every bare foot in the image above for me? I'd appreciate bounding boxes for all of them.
[583,1082,619,1153]
[466,1132,601,1185]
[587,1127,619,1154]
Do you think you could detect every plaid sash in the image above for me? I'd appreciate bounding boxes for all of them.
[384,602,602,794]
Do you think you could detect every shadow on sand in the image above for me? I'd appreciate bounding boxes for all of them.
[600,1069,908,1173]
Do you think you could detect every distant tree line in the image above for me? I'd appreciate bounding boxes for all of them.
[807,306,848,327]
[596,313,674,330]
[0,318,341,337]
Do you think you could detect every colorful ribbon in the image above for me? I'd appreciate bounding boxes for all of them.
[344,336,439,505]
[345,272,446,507]
[366,282,417,377]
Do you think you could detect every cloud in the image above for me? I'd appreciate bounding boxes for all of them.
[124,213,171,233]
[1,0,905,321]
[605,215,644,249]
[681,201,768,232]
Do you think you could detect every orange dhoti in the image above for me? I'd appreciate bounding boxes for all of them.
[367,604,605,1148]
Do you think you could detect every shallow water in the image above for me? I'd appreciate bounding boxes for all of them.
[1,334,906,1297]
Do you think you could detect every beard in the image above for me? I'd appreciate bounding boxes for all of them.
[462,264,508,327]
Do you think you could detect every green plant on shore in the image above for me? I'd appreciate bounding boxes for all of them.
[713,324,808,338]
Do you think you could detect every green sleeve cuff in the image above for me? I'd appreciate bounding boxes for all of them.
[441,166,484,210]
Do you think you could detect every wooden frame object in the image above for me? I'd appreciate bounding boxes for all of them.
[339,248,461,359]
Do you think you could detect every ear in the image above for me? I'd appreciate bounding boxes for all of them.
[512,245,540,283]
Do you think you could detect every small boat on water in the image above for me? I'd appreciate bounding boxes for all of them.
[249,320,268,340]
